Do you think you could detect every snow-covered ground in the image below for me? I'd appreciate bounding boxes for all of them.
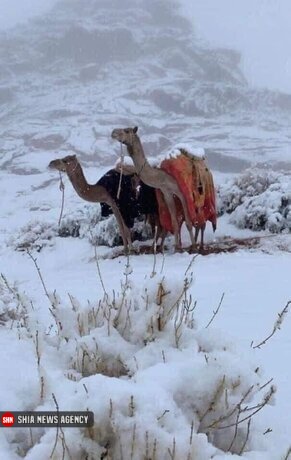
[0,164,290,458]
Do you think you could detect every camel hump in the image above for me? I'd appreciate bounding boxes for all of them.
[162,143,205,163]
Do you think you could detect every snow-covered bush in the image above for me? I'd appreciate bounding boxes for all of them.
[9,204,154,253]
[78,205,153,247]
[57,205,124,246]
[0,263,279,459]
[0,275,30,328]
[8,220,58,252]
[217,169,291,232]
[84,213,123,247]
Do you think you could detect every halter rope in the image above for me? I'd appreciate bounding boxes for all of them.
[117,142,124,200]
[58,171,65,227]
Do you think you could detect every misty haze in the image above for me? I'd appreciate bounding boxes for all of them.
[0,0,291,175]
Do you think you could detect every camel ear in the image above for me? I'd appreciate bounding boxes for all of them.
[133,126,138,133]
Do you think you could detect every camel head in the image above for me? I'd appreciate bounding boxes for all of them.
[48,155,78,173]
[111,126,138,146]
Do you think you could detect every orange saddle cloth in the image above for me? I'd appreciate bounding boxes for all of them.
[155,152,216,233]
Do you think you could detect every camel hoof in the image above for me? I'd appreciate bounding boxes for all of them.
[124,246,136,256]
[188,245,198,254]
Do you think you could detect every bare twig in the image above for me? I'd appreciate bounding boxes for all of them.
[283,446,291,460]
[174,305,185,347]
[50,393,72,460]
[130,423,136,460]
[145,431,149,459]
[40,376,44,400]
[129,395,135,417]
[50,393,60,459]
[83,383,88,394]
[0,273,15,294]
[156,279,169,306]
[238,419,251,455]
[150,225,158,278]
[34,330,41,366]
[207,384,254,429]
[228,407,240,451]
[205,293,225,328]
[259,377,273,391]
[109,399,113,419]
[184,254,199,276]
[166,276,192,319]
[152,438,157,460]
[200,376,226,424]
[26,250,50,299]
[89,229,107,297]
[26,249,60,330]
[157,410,169,421]
[215,385,275,430]
[168,437,176,460]
[29,427,33,448]
[189,421,194,445]
[252,301,291,349]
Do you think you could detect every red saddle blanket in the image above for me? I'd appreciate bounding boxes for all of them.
[155,152,216,233]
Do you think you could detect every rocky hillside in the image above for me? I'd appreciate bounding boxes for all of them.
[0,0,291,175]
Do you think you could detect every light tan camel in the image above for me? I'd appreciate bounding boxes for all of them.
[48,155,132,251]
[114,160,166,249]
[111,126,196,251]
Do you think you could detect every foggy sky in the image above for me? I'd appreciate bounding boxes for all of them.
[1,0,291,94]
[0,0,58,30]
[180,0,291,94]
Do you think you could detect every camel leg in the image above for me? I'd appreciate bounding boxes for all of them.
[154,226,167,253]
[174,189,196,250]
[163,193,181,251]
[158,229,167,252]
[194,226,200,243]
[151,214,167,252]
[199,223,206,253]
[178,222,183,248]
[107,199,132,251]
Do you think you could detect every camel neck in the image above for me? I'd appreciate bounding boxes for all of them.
[127,136,150,176]
[66,161,96,202]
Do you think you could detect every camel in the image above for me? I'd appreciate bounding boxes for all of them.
[48,155,132,252]
[157,150,217,251]
[112,126,197,251]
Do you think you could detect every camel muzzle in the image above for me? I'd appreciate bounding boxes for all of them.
[111,129,125,143]
[48,159,64,172]
[111,129,119,140]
